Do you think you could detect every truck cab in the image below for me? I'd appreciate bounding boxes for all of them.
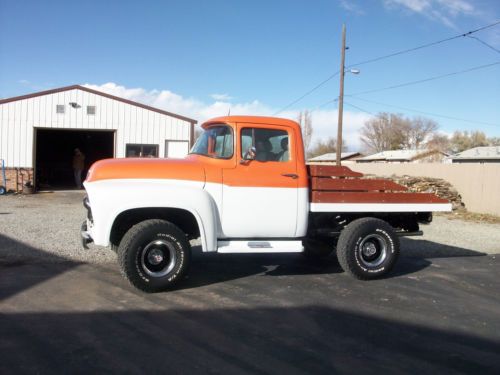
[189,116,309,240]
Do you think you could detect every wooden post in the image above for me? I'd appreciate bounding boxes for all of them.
[336,24,346,166]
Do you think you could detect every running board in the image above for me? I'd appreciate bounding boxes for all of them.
[217,240,304,254]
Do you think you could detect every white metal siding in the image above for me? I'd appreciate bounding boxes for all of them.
[0,88,192,168]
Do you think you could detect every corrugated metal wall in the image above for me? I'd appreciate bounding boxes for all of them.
[0,88,192,167]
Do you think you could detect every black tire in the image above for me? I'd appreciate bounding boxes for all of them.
[117,219,191,293]
[302,238,336,259]
[337,217,399,280]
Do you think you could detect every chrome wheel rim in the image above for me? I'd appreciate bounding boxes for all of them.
[359,234,387,267]
[140,240,176,277]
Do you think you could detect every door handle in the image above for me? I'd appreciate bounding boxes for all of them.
[281,173,298,179]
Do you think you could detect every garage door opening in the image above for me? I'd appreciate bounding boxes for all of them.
[35,129,114,190]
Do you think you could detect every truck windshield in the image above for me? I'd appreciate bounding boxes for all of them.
[190,125,233,158]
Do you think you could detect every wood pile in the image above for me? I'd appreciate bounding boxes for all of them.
[389,175,465,211]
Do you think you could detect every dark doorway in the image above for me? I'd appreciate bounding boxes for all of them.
[35,129,114,189]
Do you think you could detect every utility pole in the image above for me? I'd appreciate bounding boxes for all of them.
[336,24,346,166]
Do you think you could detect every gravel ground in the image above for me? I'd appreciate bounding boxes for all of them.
[0,190,499,264]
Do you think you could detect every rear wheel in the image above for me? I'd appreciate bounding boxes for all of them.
[118,219,191,293]
[337,218,399,280]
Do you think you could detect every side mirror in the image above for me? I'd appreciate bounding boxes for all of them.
[241,146,256,163]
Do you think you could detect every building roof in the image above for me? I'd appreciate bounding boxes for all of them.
[451,146,500,160]
[308,152,362,162]
[0,84,197,124]
[358,149,447,162]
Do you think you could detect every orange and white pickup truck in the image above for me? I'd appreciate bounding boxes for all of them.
[81,116,451,292]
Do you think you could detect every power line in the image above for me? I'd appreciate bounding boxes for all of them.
[347,60,500,96]
[467,35,500,54]
[343,101,375,115]
[347,96,500,128]
[274,20,500,113]
[347,20,500,68]
[274,71,339,115]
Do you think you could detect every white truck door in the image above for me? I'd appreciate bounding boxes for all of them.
[222,125,299,238]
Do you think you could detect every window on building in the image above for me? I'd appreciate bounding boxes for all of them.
[126,144,159,158]
[87,106,96,115]
[56,105,65,114]
[241,128,289,162]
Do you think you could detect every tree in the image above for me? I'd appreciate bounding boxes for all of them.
[426,133,450,152]
[360,113,408,152]
[450,130,488,152]
[297,110,313,155]
[308,137,347,159]
[360,112,439,152]
[402,116,438,149]
[488,137,500,146]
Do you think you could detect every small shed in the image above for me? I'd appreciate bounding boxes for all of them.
[308,152,363,164]
[0,85,197,191]
[356,149,448,163]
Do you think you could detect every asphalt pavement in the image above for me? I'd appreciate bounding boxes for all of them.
[1,236,499,374]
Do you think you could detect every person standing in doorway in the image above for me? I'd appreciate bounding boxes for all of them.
[73,148,85,188]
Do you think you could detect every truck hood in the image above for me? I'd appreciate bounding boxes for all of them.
[85,158,206,186]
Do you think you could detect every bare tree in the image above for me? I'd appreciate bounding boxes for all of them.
[297,110,313,155]
[450,130,488,152]
[308,137,347,159]
[426,133,450,152]
[360,113,438,152]
[402,116,438,149]
[488,137,500,146]
[360,113,407,152]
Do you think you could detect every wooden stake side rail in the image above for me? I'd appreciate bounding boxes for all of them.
[308,165,363,177]
[311,178,408,192]
[308,165,449,205]
[312,191,448,204]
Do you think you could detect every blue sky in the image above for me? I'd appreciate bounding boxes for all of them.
[1,0,499,150]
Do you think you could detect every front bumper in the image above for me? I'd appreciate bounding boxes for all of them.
[81,220,93,249]
[81,195,94,249]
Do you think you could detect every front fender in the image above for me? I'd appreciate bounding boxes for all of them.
[84,179,218,252]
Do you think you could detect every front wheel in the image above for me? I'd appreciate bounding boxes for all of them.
[337,218,399,280]
[118,219,191,293]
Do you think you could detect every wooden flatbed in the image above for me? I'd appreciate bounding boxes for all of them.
[308,165,452,213]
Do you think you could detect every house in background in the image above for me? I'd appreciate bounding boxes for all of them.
[450,146,500,163]
[308,152,363,164]
[0,85,197,192]
[356,149,448,163]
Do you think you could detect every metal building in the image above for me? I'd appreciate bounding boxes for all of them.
[0,85,196,192]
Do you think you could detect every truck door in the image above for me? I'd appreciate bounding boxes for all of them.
[222,124,299,238]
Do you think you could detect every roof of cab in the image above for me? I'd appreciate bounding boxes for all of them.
[202,116,300,130]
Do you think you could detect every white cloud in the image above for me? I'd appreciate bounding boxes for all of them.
[384,0,476,27]
[83,82,372,151]
[339,0,365,15]
[210,93,233,101]
[18,79,30,85]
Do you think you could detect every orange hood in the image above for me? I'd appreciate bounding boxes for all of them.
[85,158,206,185]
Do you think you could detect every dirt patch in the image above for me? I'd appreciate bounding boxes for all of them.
[437,211,500,224]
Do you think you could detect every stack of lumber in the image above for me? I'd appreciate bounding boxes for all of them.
[389,175,464,211]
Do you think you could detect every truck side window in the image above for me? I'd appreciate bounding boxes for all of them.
[241,128,289,162]
[190,125,233,158]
